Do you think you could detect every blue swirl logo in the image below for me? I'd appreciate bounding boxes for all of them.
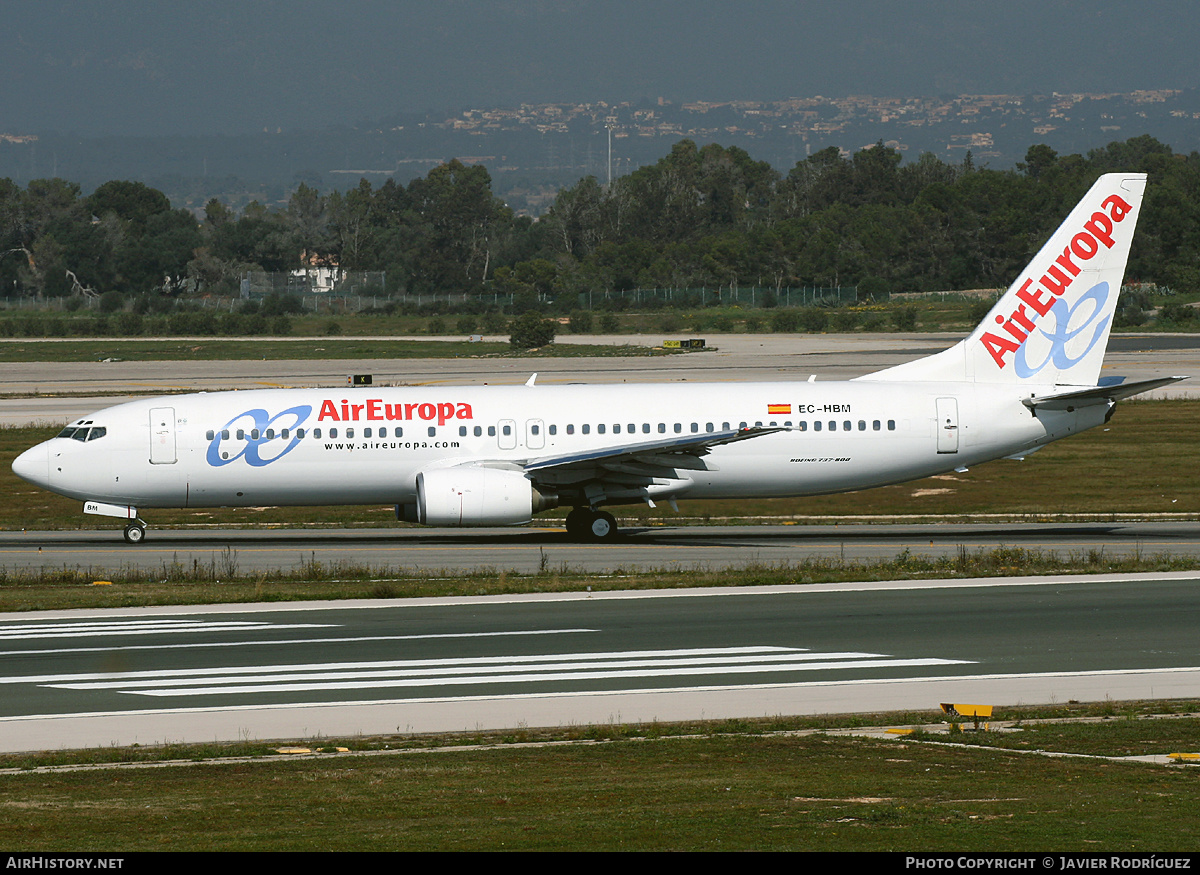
[1014,282,1112,379]
[206,405,312,467]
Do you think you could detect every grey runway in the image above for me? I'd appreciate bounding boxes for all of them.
[0,572,1197,751]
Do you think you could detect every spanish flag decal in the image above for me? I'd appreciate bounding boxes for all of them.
[767,403,792,415]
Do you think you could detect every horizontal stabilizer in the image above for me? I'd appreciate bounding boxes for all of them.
[1021,376,1187,411]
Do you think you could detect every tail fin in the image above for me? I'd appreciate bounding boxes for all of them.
[861,172,1147,386]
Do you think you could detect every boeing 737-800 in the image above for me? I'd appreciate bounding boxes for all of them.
[11,172,1185,543]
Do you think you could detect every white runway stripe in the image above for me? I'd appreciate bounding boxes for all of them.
[0,620,333,640]
[51,650,888,690]
[32,646,974,698]
[122,658,972,697]
[16,646,795,686]
[0,627,600,658]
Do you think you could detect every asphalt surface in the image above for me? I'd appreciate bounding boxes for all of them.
[3,521,1200,575]
[1,572,1197,751]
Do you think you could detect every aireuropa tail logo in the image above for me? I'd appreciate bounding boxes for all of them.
[979,191,1132,371]
[1012,281,1112,379]
[206,405,312,467]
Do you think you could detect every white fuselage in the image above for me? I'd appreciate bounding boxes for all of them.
[8,172,1158,538]
[14,378,1103,512]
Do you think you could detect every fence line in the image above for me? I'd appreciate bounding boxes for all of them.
[0,284,872,314]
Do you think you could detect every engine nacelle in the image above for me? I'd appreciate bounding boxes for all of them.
[402,467,557,527]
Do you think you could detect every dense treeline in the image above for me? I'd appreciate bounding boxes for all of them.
[1,135,1198,306]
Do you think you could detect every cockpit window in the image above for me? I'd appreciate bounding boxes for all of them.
[56,426,106,441]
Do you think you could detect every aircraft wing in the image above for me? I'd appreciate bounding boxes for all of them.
[1021,376,1187,411]
[522,426,785,479]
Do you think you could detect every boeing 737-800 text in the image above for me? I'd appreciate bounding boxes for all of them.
[11,173,1184,542]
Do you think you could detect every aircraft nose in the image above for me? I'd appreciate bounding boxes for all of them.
[12,443,50,489]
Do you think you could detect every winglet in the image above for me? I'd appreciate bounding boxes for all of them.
[525,373,537,387]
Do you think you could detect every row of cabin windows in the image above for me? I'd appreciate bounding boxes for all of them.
[464,420,896,437]
[207,426,412,441]
[206,420,898,442]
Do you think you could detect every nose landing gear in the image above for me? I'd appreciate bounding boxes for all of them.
[123,520,147,544]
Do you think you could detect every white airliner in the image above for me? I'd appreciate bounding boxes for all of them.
[11,172,1185,543]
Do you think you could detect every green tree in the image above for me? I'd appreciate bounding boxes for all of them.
[508,311,556,349]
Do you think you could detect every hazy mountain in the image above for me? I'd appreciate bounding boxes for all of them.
[5,1,1200,137]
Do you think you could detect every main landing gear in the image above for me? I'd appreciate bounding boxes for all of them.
[564,507,619,541]
[123,520,147,544]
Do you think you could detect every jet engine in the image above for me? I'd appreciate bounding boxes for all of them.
[400,467,557,527]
